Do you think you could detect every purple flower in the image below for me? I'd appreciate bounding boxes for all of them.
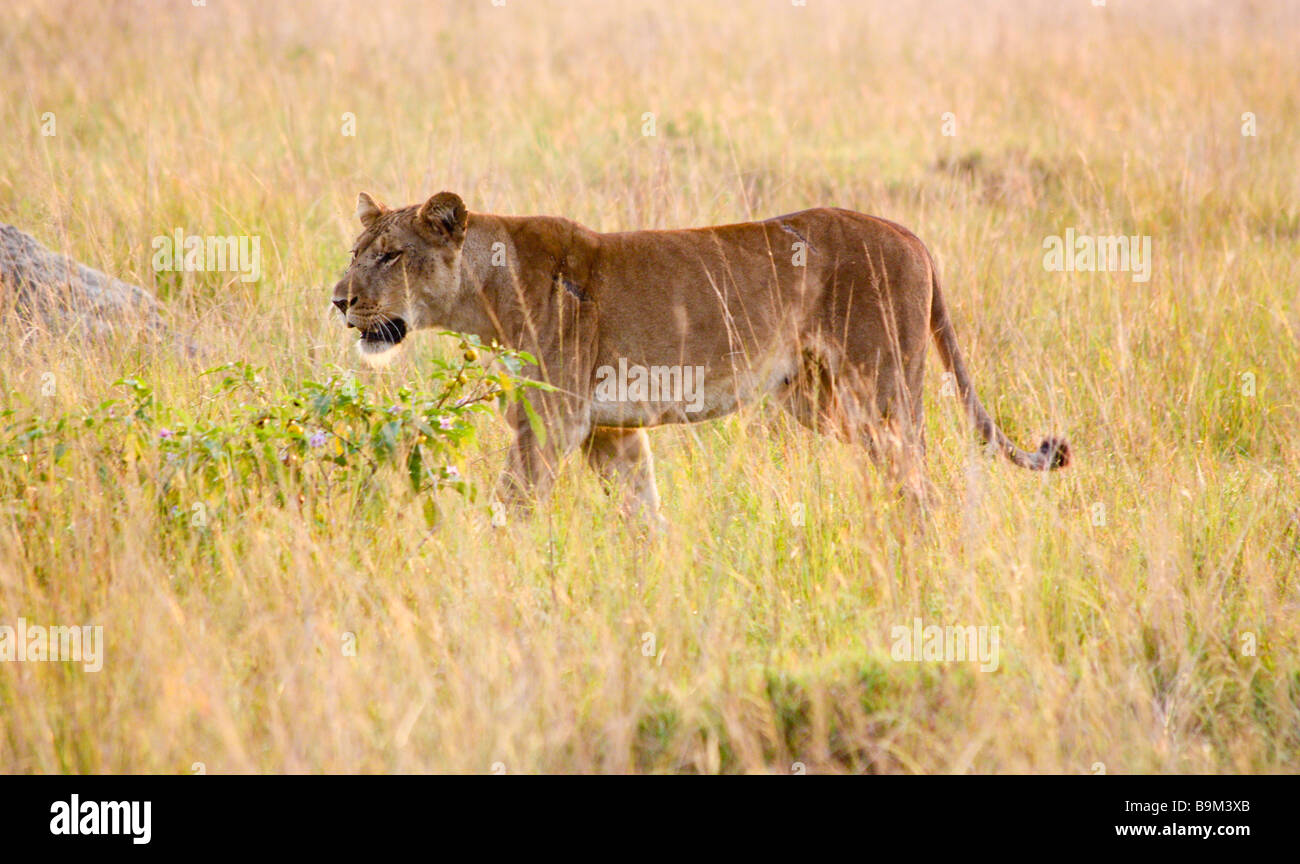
[309,430,327,448]
[443,465,461,482]
[158,428,173,439]
[438,415,454,431]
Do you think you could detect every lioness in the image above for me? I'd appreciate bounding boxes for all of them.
[332,191,1068,516]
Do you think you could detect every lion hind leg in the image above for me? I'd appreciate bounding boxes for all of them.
[783,351,930,507]
[857,362,931,509]
[777,350,857,441]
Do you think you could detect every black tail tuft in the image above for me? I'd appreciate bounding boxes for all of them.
[1037,437,1070,470]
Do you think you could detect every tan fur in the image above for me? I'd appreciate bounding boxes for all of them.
[332,192,1069,517]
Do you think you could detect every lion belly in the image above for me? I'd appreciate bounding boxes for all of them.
[587,348,798,427]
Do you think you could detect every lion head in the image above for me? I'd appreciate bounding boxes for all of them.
[331,191,469,365]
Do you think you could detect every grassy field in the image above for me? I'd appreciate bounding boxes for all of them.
[1,0,1297,773]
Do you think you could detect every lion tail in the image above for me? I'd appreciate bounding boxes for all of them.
[928,266,1069,471]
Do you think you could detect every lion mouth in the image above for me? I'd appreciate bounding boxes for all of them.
[359,317,407,347]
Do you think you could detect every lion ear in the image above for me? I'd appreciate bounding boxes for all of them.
[356,192,385,228]
[418,192,468,241]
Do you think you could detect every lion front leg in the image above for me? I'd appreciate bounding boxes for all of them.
[583,427,665,530]
[495,397,592,513]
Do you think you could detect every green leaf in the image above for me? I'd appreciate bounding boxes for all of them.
[521,399,547,447]
[407,443,424,492]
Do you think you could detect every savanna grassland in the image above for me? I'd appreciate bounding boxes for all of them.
[0,0,1297,773]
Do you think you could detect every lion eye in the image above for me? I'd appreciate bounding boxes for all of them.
[377,250,403,265]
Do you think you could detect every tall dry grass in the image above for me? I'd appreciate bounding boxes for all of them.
[0,0,1297,772]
